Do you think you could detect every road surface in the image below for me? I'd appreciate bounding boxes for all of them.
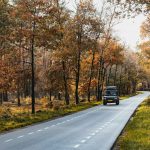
[0,92,149,150]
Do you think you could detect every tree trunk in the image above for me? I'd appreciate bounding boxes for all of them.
[49,90,52,101]
[107,65,112,85]
[114,64,118,86]
[75,26,82,105]
[17,90,21,107]
[75,53,80,104]
[97,64,101,101]
[3,91,8,102]
[62,61,70,105]
[31,18,36,114]
[87,51,95,102]
[119,66,123,96]
[0,92,3,105]
[17,84,21,107]
[100,59,106,100]
[58,92,61,100]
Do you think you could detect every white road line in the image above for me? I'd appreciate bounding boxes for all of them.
[74,144,80,148]
[28,132,34,135]
[95,130,99,133]
[56,123,62,125]
[91,133,96,136]
[5,139,13,143]
[86,136,91,139]
[17,135,24,138]
[37,129,43,132]
[81,140,86,143]
[44,127,49,130]
[51,125,56,127]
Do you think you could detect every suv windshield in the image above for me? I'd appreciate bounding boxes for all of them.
[104,90,117,96]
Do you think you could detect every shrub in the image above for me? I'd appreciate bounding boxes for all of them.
[0,105,13,120]
[40,97,49,108]
[46,101,53,108]
[52,100,64,111]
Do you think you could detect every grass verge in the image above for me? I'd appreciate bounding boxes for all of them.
[0,101,101,133]
[113,97,150,150]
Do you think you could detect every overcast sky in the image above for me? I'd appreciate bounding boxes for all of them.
[66,0,146,51]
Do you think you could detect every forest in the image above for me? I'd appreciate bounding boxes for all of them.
[0,0,150,115]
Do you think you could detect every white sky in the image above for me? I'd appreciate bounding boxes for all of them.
[66,0,146,51]
[114,15,146,51]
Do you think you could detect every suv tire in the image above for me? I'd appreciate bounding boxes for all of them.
[116,100,119,105]
[103,100,107,105]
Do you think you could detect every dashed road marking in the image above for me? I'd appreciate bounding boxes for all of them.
[51,125,56,127]
[91,133,96,136]
[81,140,86,143]
[56,123,62,125]
[74,144,80,148]
[86,136,91,139]
[17,135,24,138]
[28,132,34,135]
[95,130,99,133]
[5,139,13,143]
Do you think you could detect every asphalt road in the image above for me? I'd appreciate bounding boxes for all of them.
[0,92,149,150]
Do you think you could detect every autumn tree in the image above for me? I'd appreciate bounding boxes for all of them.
[0,0,13,104]
[72,0,102,104]
[138,16,150,89]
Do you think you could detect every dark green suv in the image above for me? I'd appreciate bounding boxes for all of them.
[103,86,119,105]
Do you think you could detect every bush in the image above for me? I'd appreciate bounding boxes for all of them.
[40,97,49,108]
[47,101,53,108]
[52,100,64,111]
[23,97,31,105]
[0,105,13,120]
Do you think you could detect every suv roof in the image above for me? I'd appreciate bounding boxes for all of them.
[105,86,117,90]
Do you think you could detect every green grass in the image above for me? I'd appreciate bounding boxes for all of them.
[114,97,150,150]
[0,101,101,133]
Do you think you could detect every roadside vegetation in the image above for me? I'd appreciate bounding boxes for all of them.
[0,93,140,133]
[0,98,101,133]
[114,97,150,150]
[0,0,150,132]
